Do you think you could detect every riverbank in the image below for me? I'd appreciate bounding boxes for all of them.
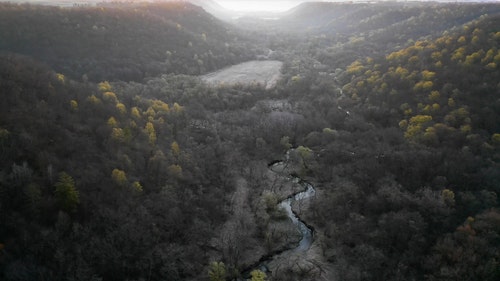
[264,153,336,281]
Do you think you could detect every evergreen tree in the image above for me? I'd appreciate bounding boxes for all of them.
[54,172,79,213]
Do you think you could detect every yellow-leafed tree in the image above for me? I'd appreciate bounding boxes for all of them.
[251,270,267,281]
[70,100,78,112]
[171,141,180,158]
[98,81,112,92]
[145,122,156,145]
[112,169,128,187]
[167,164,182,178]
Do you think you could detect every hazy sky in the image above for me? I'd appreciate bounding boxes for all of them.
[215,1,317,12]
[215,0,499,12]
[3,1,499,12]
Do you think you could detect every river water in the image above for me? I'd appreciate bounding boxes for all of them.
[241,159,316,278]
[278,181,315,252]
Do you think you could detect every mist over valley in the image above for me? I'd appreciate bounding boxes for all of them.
[0,1,499,280]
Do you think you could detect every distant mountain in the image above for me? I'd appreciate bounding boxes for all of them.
[185,0,233,20]
[0,1,258,82]
[266,1,500,67]
[25,0,236,20]
[280,1,500,37]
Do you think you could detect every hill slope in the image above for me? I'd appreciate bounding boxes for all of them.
[0,2,258,82]
[262,2,500,68]
[296,14,500,281]
[0,53,234,280]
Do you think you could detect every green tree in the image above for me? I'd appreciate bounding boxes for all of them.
[208,261,226,281]
[297,145,312,160]
[296,145,313,176]
[54,172,79,212]
[280,136,292,151]
[251,269,266,281]
[132,181,143,192]
[0,128,10,153]
[492,133,500,146]
[442,189,455,207]
[24,183,42,214]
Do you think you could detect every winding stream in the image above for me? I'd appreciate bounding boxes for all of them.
[242,159,316,278]
[278,182,315,252]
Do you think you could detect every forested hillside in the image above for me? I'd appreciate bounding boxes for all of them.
[298,14,500,281]
[343,15,500,147]
[255,2,500,69]
[0,1,499,281]
[0,2,259,81]
[0,53,233,280]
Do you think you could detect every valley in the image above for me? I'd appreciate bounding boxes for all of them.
[0,1,499,281]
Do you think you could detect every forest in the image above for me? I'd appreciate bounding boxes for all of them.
[0,1,499,281]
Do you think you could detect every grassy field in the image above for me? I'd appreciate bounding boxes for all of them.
[201,60,283,89]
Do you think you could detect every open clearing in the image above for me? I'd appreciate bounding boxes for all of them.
[201,60,283,89]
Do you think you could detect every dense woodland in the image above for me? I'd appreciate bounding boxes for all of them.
[0,2,260,81]
[0,1,499,281]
